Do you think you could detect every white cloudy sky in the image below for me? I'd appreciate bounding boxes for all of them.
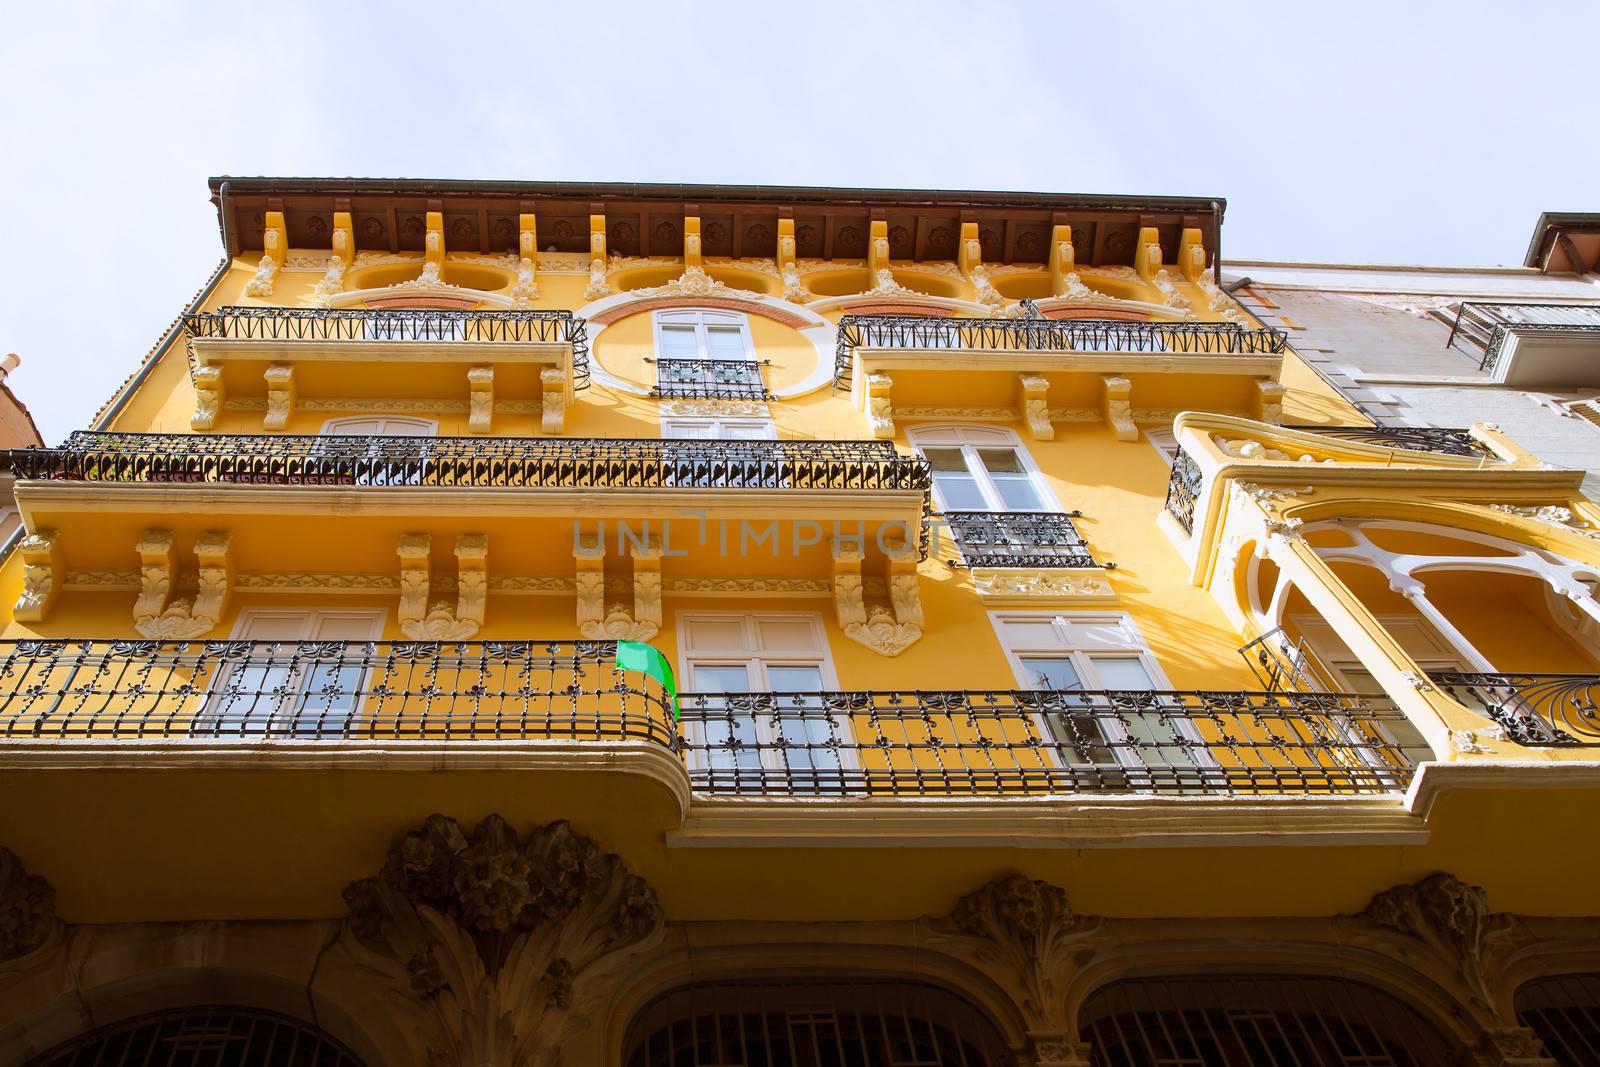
[2,0,1595,439]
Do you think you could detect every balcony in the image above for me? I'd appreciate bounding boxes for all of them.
[1429,672,1600,746]
[182,307,590,432]
[1277,425,1495,459]
[835,314,1289,437]
[680,688,1419,795]
[1447,301,1600,385]
[648,357,774,401]
[941,510,1098,569]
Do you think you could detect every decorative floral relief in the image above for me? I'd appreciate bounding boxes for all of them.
[1486,503,1600,540]
[0,847,59,961]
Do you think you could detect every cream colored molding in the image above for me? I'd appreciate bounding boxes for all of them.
[1102,375,1136,441]
[897,405,1021,421]
[237,572,401,593]
[832,538,922,656]
[191,366,224,430]
[1019,375,1053,440]
[14,530,62,623]
[309,212,354,305]
[574,532,661,641]
[262,364,294,431]
[659,398,770,417]
[1050,408,1102,423]
[1486,503,1600,541]
[540,367,566,434]
[63,569,140,591]
[133,530,232,639]
[866,372,895,439]
[666,576,832,597]
[239,211,285,297]
[1195,273,1252,325]
[1152,269,1196,315]
[629,265,765,301]
[396,533,487,640]
[969,568,1118,605]
[1254,379,1286,424]
[227,397,478,414]
[467,366,494,434]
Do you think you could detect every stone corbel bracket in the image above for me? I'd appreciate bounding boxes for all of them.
[13,530,62,623]
[312,211,355,304]
[1048,225,1076,296]
[1254,379,1285,425]
[133,530,233,639]
[424,210,445,266]
[191,365,225,431]
[262,364,295,431]
[397,534,487,640]
[508,213,539,308]
[241,210,286,297]
[467,366,494,434]
[959,221,1004,307]
[576,531,661,641]
[1102,375,1136,441]
[1133,225,1162,283]
[1178,226,1207,282]
[833,538,923,656]
[541,367,567,434]
[866,372,895,439]
[777,218,808,302]
[1020,374,1054,440]
[584,213,612,299]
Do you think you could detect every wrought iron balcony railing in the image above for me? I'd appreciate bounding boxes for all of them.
[0,639,673,744]
[1281,424,1494,459]
[1,432,931,493]
[1164,448,1202,534]
[184,306,591,388]
[648,357,773,400]
[679,688,1419,795]
[1428,672,1600,746]
[941,511,1097,569]
[1446,301,1600,374]
[834,314,1289,386]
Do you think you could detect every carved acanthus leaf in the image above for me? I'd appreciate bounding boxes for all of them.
[0,847,59,962]
[1351,873,1515,1012]
[342,815,663,1067]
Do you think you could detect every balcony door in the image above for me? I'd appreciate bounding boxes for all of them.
[1291,615,1448,764]
[678,612,849,791]
[910,426,1056,513]
[196,608,384,737]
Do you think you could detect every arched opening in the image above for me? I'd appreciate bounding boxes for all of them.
[1079,974,1459,1066]
[30,1006,365,1067]
[623,979,1011,1067]
[1515,972,1600,1063]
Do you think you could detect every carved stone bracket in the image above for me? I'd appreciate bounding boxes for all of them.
[133,530,233,639]
[1254,379,1285,425]
[397,534,488,639]
[1102,375,1136,441]
[191,365,225,430]
[1133,225,1162,283]
[866,372,895,439]
[833,539,922,656]
[575,532,661,641]
[341,815,663,1067]
[0,846,59,962]
[1019,375,1054,441]
[922,875,1104,1034]
[14,530,62,624]
[240,210,285,297]
[467,366,494,434]
[262,364,295,431]
[1048,226,1076,296]
[541,367,566,435]
[1178,227,1207,283]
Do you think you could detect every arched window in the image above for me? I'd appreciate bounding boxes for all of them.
[624,980,1010,1067]
[320,415,438,436]
[651,309,765,400]
[1079,975,1457,1066]
[32,1006,365,1067]
[1516,972,1600,1062]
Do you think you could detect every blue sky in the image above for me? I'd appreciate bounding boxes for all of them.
[2,0,1595,439]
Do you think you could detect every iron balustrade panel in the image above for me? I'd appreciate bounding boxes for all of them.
[678,688,1418,796]
[1428,671,1600,746]
[183,305,591,388]
[1280,424,1493,459]
[1164,447,1202,535]
[648,357,773,400]
[2,433,931,493]
[834,314,1288,385]
[0,639,674,744]
[941,511,1097,568]
[33,1007,366,1067]
[1447,302,1600,375]
[1515,973,1600,1065]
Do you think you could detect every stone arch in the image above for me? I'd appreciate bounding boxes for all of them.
[26,1005,366,1067]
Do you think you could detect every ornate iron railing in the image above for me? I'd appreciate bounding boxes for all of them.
[1446,302,1600,374]
[941,511,1097,569]
[648,357,773,400]
[1,432,931,493]
[184,306,591,388]
[679,689,1419,795]
[0,639,673,743]
[1164,447,1202,534]
[834,314,1288,386]
[1281,424,1494,459]
[1428,672,1600,746]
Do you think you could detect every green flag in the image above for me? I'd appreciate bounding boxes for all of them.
[615,640,680,720]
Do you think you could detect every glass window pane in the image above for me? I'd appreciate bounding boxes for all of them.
[978,448,1026,474]
[1089,657,1156,691]
[659,325,699,358]
[691,665,759,772]
[921,448,970,472]
[764,666,840,774]
[990,475,1043,510]
[693,665,751,693]
[933,472,988,510]
[705,326,747,359]
[1021,656,1082,691]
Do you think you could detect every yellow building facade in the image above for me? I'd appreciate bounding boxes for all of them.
[0,178,1597,1066]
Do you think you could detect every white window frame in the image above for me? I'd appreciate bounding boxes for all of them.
[676,611,852,785]
[659,414,777,440]
[652,308,757,362]
[908,425,1061,514]
[320,416,439,436]
[1143,426,1179,464]
[987,610,1214,783]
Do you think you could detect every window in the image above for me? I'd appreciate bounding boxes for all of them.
[660,415,776,440]
[678,612,847,790]
[320,416,438,436]
[651,309,768,399]
[990,611,1204,779]
[1290,615,1445,763]
[1143,426,1179,463]
[197,608,384,736]
[909,426,1057,513]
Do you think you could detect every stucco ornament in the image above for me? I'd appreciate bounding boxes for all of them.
[1351,873,1515,1013]
[583,258,612,300]
[629,265,763,301]
[342,815,663,1067]
[0,846,59,961]
[924,875,1103,1055]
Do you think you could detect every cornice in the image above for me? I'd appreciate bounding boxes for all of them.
[1406,760,1600,820]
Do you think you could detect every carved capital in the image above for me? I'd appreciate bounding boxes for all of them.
[0,846,59,961]
[341,815,662,1067]
[1029,1032,1095,1067]
[1469,1027,1558,1066]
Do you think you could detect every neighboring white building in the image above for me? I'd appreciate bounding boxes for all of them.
[1224,213,1600,497]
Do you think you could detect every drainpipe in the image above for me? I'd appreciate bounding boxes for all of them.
[1211,200,1223,288]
